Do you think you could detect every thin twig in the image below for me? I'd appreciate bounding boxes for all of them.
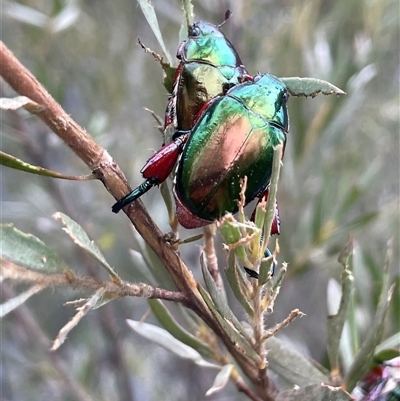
[262,309,305,341]
[253,282,269,389]
[1,259,187,304]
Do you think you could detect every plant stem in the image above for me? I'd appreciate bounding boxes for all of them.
[203,224,224,290]
[1,259,188,303]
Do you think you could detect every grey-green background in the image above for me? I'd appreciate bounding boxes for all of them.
[1,1,399,400]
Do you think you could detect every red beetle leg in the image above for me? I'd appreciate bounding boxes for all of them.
[111,134,188,214]
[251,188,281,236]
[141,134,189,183]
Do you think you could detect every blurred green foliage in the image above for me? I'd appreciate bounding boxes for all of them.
[1,0,399,400]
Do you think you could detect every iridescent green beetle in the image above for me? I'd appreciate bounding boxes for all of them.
[113,73,288,234]
[174,74,289,228]
[165,14,250,131]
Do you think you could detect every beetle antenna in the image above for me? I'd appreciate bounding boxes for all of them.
[218,10,232,28]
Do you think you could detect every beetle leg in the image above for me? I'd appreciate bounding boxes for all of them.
[112,177,159,213]
[244,267,259,279]
[112,134,189,213]
[244,248,276,280]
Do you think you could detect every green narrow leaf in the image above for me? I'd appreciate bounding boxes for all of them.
[130,227,175,289]
[338,211,379,234]
[327,240,354,376]
[4,2,48,28]
[327,278,353,373]
[205,364,234,396]
[339,322,354,373]
[49,2,80,34]
[373,349,400,365]
[181,0,194,29]
[388,274,400,333]
[280,77,346,98]
[0,151,94,180]
[335,185,365,221]
[262,144,283,257]
[225,252,254,316]
[198,285,261,365]
[250,201,265,258]
[335,161,380,222]
[160,181,178,231]
[129,249,157,285]
[143,242,175,288]
[276,383,352,401]
[0,96,45,112]
[126,319,220,369]
[258,256,273,286]
[271,262,287,293]
[53,213,120,281]
[176,302,203,326]
[311,168,333,244]
[0,224,68,273]
[375,333,400,353]
[200,253,253,344]
[254,200,267,231]
[344,240,395,391]
[137,0,173,65]
[148,298,213,358]
[179,18,188,44]
[265,336,329,387]
[0,285,43,318]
